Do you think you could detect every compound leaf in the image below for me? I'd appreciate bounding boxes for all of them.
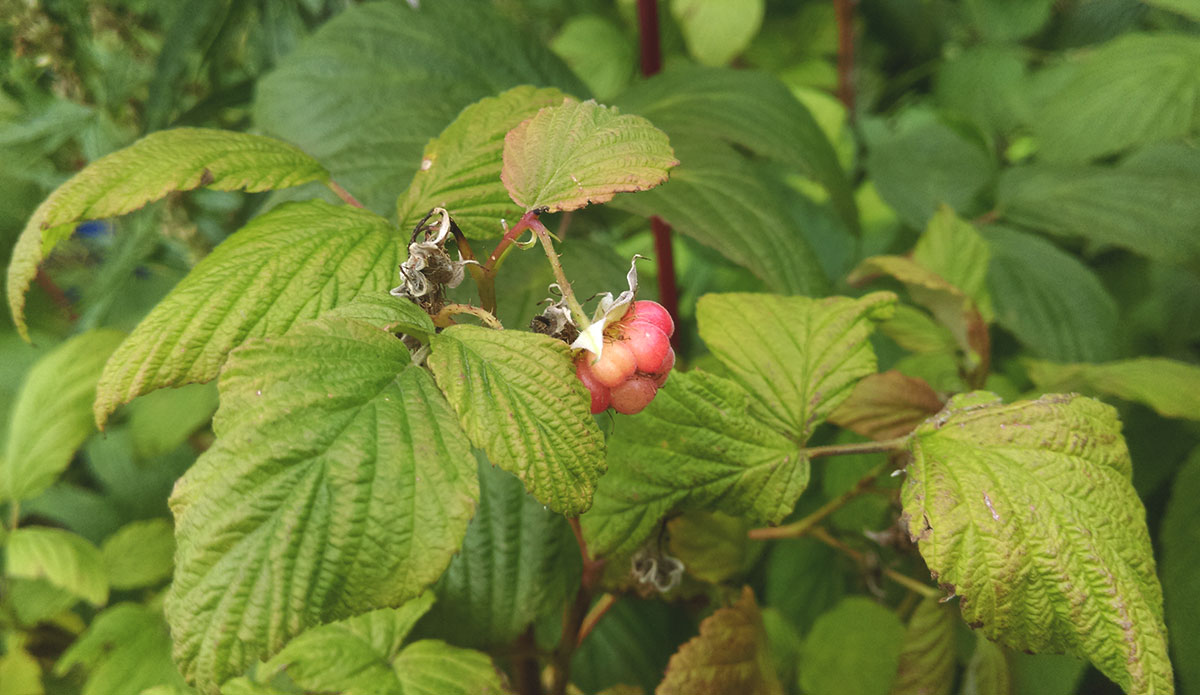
[421,457,580,648]
[1025,358,1200,422]
[7,128,329,338]
[427,325,605,515]
[613,66,857,232]
[889,598,957,695]
[800,597,906,695]
[94,200,403,426]
[582,370,805,559]
[166,317,479,692]
[610,139,828,296]
[900,392,1172,694]
[254,1,584,214]
[6,527,108,607]
[397,86,569,239]
[696,292,896,442]
[657,586,782,695]
[501,99,677,213]
[2,329,124,502]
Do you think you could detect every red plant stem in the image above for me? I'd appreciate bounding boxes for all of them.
[835,0,856,115]
[326,180,364,208]
[637,0,681,339]
[35,269,78,322]
[636,0,662,76]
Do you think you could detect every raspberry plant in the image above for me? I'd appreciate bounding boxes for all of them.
[1,3,1197,695]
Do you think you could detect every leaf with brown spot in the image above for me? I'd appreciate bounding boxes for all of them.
[829,370,944,441]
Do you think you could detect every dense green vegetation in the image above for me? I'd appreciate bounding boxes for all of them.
[2,1,1198,694]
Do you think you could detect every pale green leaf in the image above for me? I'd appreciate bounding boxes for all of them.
[889,598,957,695]
[318,292,436,342]
[55,603,187,695]
[254,1,584,214]
[800,597,906,695]
[421,457,580,648]
[982,226,1118,362]
[996,150,1200,263]
[1162,448,1200,694]
[2,329,124,502]
[7,578,78,627]
[1033,34,1200,163]
[609,139,828,296]
[101,519,174,590]
[1025,357,1200,421]
[94,200,403,426]
[166,317,479,691]
[127,383,218,459]
[696,292,896,441]
[0,639,43,695]
[613,65,857,232]
[880,304,959,356]
[658,586,782,695]
[900,392,1172,693]
[6,527,108,606]
[962,637,1010,695]
[427,325,605,515]
[501,99,677,213]
[397,86,569,239]
[911,206,993,321]
[864,110,996,229]
[549,15,634,101]
[391,640,507,695]
[7,128,329,338]
[1145,0,1200,20]
[257,593,435,689]
[671,0,765,67]
[582,370,805,559]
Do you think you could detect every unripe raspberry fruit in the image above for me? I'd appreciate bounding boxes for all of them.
[575,359,611,414]
[629,300,674,337]
[610,375,658,415]
[622,320,671,373]
[588,340,637,388]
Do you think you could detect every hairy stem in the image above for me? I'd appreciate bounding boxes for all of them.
[326,180,364,208]
[432,303,503,330]
[810,527,941,600]
[748,462,887,540]
[576,593,618,648]
[529,217,590,330]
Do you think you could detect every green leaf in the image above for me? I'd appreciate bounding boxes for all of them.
[318,292,436,342]
[799,597,906,695]
[1162,448,1200,694]
[257,593,435,689]
[1025,358,1200,421]
[911,206,993,321]
[254,1,584,214]
[127,383,218,459]
[671,0,765,67]
[55,603,187,695]
[94,200,403,426]
[900,392,1172,693]
[667,511,764,586]
[166,317,479,691]
[981,226,1118,362]
[6,527,108,607]
[996,152,1200,263]
[2,329,124,502]
[389,640,507,695]
[581,370,805,559]
[760,608,804,689]
[658,587,783,695]
[572,599,691,693]
[420,457,580,648]
[0,636,43,695]
[935,45,1031,136]
[549,16,634,101]
[764,538,845,635]
[1009,653,1087,695]
[6,128,329,339]
[829,371,944,441]
[889,598,957,695]
[962,637,1011,695]
[963,0,1053,41]
[863,110,996,229]
[609,139,829,296]
[500,99,677,213]
[396,86,569,239]
[100,519,174,590]
[427,325,604,515]
[696,292,896,441]
[613,66,857,232]
[1033,34,1200,163]
[1145,0,1200,20]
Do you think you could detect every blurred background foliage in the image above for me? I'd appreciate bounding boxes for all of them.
[1,0,1198,693]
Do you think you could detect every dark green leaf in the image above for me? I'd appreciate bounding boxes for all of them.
[800,597,906,695]
[1162,448,1200,694]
